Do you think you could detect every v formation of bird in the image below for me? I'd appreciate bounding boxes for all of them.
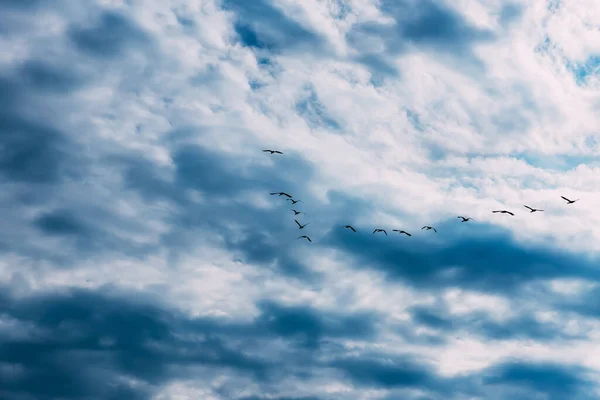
[264,150,580,243]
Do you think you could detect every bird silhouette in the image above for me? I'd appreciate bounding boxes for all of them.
[373,229,387,236]
[263,149,283,154]
[270,192,292,198]
[291,209,305,215]
[343,225,356,232]
[561,196,579,204]
[295,219,310,229]
[457,216,474,222]
[422,226,437,233]
[524,205,543,213]
[392,229,412,236]
[297,235,312,242]
[287,199,303,204]
[492,210,515,216]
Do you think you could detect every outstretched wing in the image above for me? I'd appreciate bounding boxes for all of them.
[561,196,570,202]
[306,236,312,242]
[274,151,283,154]
[262,149,272,153]
[382,230,388,235]
[295,219,302,228]
[524,205,533,211]
[432,228,438,233]
[507,211,515,216]
[350,226,356,232]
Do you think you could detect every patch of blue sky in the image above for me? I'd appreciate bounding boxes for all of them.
[518,152,600,171]
[566,55,600,86]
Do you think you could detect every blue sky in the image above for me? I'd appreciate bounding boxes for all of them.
[2,0,600,399]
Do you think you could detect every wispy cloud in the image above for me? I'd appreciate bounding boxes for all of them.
[2,0,600,398]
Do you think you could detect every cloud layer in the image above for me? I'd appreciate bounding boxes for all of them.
[2,0,600,399]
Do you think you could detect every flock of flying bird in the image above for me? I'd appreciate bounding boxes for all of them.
[262,149,580,243]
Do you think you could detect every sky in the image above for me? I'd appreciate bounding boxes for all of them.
[2,0,600,399]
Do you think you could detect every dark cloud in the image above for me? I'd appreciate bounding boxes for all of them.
[0,289,270,399]
[0,65,88,187]
[33,209,89,236]
[0,111,74,184]
[553,285,600,319]
[0,288,381,399]
[347,0,496,77]
[67,11,150,58]
[331,354,440,389]
[0,286,596,399]
[0,60,155,265]
[16,59,85,93]
[323,220,600,293]
[115,139,321,280]
[222,0,327,53]
[0,0,47,9]
[481,362,595,399]
[255,300,378,349]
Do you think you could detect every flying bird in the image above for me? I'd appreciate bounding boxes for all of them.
[295,219,310,229]
[270,192,292,198]
[422,226,437,233]
[291,209,305,215]
[263,149,283,154]
[492,210,514,216]
[297,235,312,242]
[287,198,303,204]
[561,196,579,204]
[392,229,412,236]
[373,229,388,236]
[457,216,474,222]
[343,225,356,232]
[524,205,543,213]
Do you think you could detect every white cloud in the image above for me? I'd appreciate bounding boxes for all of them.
[4,0,600,398]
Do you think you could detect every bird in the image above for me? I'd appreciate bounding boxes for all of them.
[295,219,310,229]
[422,226,437,233]
[524,205,543,213]
[287,198,303,204]
[343,225,356,232]
[492,210,514,216]
[457,216,474,222]
[291,209,305,215]
[263,149,283,154]
[373,229,387,236]
[392,229,411,236]
[561,196,579,204]
[270,192,292,198]
[297,235,312,242]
